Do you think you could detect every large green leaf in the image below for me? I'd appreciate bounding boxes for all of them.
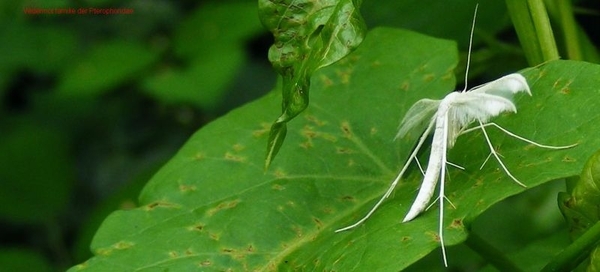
[71,28,600,271]
[260,0,367,168]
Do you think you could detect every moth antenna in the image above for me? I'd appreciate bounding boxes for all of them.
[462,3,479,92]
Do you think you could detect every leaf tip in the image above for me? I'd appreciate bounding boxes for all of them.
[264,122,288,170]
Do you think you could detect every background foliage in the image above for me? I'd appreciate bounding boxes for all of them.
[1,0,599,271]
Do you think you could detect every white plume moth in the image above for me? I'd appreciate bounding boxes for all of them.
[335,4,577,267]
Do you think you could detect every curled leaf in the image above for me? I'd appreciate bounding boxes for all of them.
[258,0,367,168]
[560,150,600,239]
[553,150,600,270]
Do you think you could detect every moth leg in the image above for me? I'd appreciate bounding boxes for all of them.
[425,195,456,211]
[479,152,493,170]
[415,156,426,176]
[446,161,465,170]
[477,120,526,187]
[479,148,505,170]
[426,163,457,212]
[462,122,578,149]
[335,119,437,232]
[415,148,460,178]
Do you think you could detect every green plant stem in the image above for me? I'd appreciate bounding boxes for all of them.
[527,0,560,61]
[506,0,541,65]
[465,232,523,272]
[545,0,600,62]
[553,0,582,60]
[541,221,600,271]
[505,0,559,65]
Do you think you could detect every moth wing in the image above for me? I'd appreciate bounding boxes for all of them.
[445,93,518,147]
[395,98,441,140]
[452,94,517,121]
[469,73,531,99]
[450,73,530,130]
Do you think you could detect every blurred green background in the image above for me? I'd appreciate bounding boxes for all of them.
[1,0,275,270]
[0,0,597,271]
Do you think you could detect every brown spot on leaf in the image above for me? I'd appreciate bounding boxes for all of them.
[144,201,179,211]
[336,147,355,154]
[300,141,313,149]
[272,184,285,191]
[273,169,287,178]
[189,223,204,232]
[562,156,576,163]
[224,152,246,162]
[442,70,454,81]
[209,232,220,241]
[207,199,241,216]
[321,133,337,142]
[292,225,303,237]
[252,123,271,138]
[553,78,562,88]
[179,184,197,192]
[95,248,112,256]
[400,81,410,91]
[313,217,323,228]
[199,260,212,267]
[301,126,317,138]
[320,75,333,87]
[305,115,327,126]
[340,121,352,138]
[451,219,464,229]
[427,231,441,242]
[341,195,355,202]
[370,127,378,135]
[336,69,352,84]
[114,241,134,250]
[232,144,245,152]
[193,152,205,161]
[347,159,356,166]
[423,73,435,82]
